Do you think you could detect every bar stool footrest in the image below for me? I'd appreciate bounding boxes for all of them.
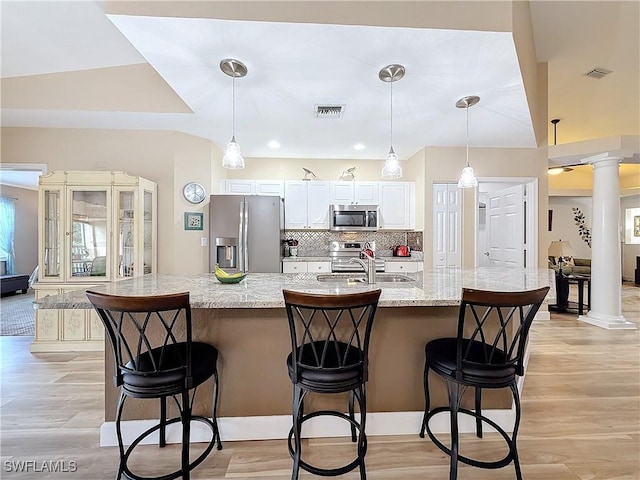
[288,410,367,477]
[121,415,217,480]
[424,406,516,470]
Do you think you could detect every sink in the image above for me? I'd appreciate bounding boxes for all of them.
[316,273,414,284]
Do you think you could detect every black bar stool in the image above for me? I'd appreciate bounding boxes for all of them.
[419,287,549,480]
[282,288,381,480]
[87,290,222,480]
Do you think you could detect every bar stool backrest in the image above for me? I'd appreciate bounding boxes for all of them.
[457,287,550,377]
[86,290,193,388]
[283,289,381,383]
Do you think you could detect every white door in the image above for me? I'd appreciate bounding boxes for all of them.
[433,183,461,267]
[486,184,525,268]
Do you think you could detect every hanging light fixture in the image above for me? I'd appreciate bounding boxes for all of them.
[456,95,480,188]
[220,59,247,169]
[379,64,405,179]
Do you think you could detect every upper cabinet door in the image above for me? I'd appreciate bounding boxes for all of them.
[255,180,284,197]
[330,181,355,204]
[306,181,331,229]
[284,181,309,229]
[354,182,379,204]
[379,182,415,230]
[225,179,255,195]
[40,187,64,281]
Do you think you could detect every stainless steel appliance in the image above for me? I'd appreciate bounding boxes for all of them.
[209,195,284,273]
[329,241,385,272]
[330,205,379,232]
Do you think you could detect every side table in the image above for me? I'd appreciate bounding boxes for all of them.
[549,274,591,315]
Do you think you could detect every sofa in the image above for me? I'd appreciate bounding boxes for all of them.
[548,256,591,276]
[1,274,30,295]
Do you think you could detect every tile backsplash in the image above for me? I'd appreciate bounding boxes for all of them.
[283,230,423,257]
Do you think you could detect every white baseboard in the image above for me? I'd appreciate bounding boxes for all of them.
[99,408,516,447]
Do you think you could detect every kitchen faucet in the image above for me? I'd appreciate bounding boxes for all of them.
[349,252,376,284]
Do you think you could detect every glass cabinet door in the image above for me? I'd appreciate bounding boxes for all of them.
[69,189,108,279]
[42,189,61,279]
[117,190,136,278]
[143,190,153,274]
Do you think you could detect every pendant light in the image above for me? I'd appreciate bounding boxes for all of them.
[379,64,405,179]
[220,59,247,169]
[456,95,480,188]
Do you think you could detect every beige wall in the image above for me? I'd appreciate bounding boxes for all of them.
[0,184,38,275]
[226,157,392,182]
[1,127,223,274]
[421,145,549,268]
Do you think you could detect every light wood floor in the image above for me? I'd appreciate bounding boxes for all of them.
[1,284,638,479]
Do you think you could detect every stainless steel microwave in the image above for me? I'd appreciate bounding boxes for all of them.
[330,205,379,231]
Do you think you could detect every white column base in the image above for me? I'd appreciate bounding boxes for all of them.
[578,312,636,330]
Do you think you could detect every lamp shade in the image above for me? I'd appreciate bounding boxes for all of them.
[548,240,576,258]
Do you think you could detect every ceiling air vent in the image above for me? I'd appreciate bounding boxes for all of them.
[584,67,612,79]
[315,104,345,118]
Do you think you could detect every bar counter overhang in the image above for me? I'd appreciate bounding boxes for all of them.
[35,268,554,447]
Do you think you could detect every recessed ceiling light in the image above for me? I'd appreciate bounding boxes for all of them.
[353,143,365,150]
[268,140,280,148]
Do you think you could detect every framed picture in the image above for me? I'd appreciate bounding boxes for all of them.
[184,212,204,231]
[625,208,640,244]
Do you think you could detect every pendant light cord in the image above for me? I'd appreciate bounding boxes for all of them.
[389,79,394,148]
[231,74,236,141]
[465,104,470,167]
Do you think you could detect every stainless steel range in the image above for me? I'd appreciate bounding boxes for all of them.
[329,241,385,273]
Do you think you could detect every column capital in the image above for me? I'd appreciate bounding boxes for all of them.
[581,153,623,167]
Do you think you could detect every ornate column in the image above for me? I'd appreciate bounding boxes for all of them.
[579,155,635,329]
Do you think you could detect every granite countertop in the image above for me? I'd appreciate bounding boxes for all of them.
[34,268,555,310]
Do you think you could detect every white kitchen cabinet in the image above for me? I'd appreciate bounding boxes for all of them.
[385,261,423,273]
[307,261,331,272]
[433,183,461,267]
[33,170,157,352]
[283,260,331,273]
[222,179,284,197]
[223,179,254,195]
[330,181,379,205]
[378,182,415,230]
[284,181,330,229]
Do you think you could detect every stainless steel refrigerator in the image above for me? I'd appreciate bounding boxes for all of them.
[209,195,284,273]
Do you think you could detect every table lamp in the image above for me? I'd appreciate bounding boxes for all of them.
[548,240,576,276]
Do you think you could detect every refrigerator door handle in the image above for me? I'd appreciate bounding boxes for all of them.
[243,200,249,271]
[238,200,245,272]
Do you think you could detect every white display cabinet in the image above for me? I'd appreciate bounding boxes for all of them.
[33,171,157,352]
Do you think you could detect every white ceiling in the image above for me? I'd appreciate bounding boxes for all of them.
[1,1,638,188]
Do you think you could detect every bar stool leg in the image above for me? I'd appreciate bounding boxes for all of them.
[449,381,460,480]
[356,386,367,480]
[212,368,222,450]
[509,383,524,480]
[181,390,191,480]
[349,391,357,442]
[159,396,167,447]
[290,386,304,480]
[115,391,127,480]
[475,388,483,438]
[419,364,430,438]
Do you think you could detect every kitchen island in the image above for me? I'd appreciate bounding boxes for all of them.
[35,268,554,445]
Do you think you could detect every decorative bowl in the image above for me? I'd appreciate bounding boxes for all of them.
[215,273,246,284]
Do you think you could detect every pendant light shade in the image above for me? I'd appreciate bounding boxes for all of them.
[456,95,480,189]
[379,64,405,179]
[220,59,247,169]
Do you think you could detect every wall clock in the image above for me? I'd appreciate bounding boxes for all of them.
[182,182,206,204]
